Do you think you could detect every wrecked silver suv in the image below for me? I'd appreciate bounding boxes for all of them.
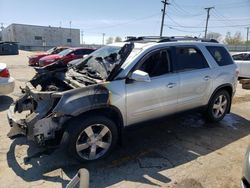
[7,37,238,162]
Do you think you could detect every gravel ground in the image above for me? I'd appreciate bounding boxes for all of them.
[0,51,250,188]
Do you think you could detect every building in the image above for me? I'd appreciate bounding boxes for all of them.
[1,23,80,51]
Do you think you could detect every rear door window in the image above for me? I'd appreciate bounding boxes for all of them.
[173,47,209,72]
[206,46,234,66]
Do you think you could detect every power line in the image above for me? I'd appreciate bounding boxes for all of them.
[171,0,204,17]
[167,26,204,33]
[166,13,250,29]
[84,13,160,31]
[160,0,170,37]
[166,23,250,29]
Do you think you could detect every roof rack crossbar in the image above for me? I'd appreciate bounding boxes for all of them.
[124,36,218,43]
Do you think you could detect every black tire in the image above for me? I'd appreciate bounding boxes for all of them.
[61,115,118,162]
[205,90,231,122]
[239,79,250,84]
[242,83,250,90]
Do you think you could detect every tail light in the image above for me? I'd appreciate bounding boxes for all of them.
[0,68,10,78]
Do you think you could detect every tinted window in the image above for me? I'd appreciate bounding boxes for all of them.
[138,50,171,77]
[53,48,67,54]
[232,53,244,60]
[246,54,250,61]
[174,47,209,72]
[206,46,234,66]
[233,53,250,61]
[74,49,94,55]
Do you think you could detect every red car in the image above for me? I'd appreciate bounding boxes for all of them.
[38,47,96,67]
[28,47,68,66]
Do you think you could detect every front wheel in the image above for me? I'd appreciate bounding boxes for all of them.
[61,115,118,162]
[205,90,231,122]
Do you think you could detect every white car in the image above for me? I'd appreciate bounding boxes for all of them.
[232,52,250,78]
[0,63,15,95]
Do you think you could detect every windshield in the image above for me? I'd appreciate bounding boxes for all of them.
[75,45,122,79]
[46,47,55,54]
[58,49,73,56]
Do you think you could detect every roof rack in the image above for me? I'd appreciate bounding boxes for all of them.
[124,36,218,43]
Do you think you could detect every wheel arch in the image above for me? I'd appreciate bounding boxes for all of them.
[207,83,233,113]
[62,105,124,136]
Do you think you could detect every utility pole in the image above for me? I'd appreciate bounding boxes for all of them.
[81,30,84,45]
[204,7,214,38]
[246,27,250,50]
[160,0,170,37]
[0,23,4,31]
[246,27,249,43]
[69,21,72,46]
[102,33,105,45]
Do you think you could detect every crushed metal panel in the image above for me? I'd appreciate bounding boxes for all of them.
[53,84,110,116]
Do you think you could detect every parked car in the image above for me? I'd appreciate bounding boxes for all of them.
[241,144,250,188]
[0,63,15,95]
[28,46,69,66]
[232,52,250,78]
[38,48,96,67]
[7,36,238,162]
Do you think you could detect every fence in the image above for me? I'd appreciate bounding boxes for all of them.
[227,45,250,52]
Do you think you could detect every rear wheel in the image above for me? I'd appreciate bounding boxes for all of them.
[61,115,118,162]
[205,90,230,122]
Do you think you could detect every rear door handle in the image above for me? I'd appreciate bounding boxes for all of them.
[203,76,211,81]
[167,83,177,88]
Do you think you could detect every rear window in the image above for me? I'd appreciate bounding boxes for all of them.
[206,46,234,66]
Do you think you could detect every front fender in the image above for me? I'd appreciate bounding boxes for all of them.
[53,84,110,116]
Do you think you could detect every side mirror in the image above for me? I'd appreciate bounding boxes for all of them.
[131,70,151,82]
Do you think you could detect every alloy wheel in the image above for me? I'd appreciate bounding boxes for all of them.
[212,95,228,119]
[76,124,112,160]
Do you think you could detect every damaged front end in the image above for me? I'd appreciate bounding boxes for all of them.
[7,72,110,146]
[7,72,71,145]
[7,42,134,146]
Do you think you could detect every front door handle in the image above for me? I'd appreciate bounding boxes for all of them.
[167,83,177,88]
[203,76,211,81]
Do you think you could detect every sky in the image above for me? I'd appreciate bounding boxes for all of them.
[0,0,250,44]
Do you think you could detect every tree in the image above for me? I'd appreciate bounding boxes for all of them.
[224,31,243,45]
[206,32,222,41]
[106,37,114,44]
[114,36,122,42]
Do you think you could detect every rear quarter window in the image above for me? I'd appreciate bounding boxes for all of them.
[206,46,234,66]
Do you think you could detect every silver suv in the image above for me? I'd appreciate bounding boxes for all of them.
[7,36,238,162]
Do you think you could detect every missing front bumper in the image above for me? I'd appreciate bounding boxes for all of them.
[7,104,27,139]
